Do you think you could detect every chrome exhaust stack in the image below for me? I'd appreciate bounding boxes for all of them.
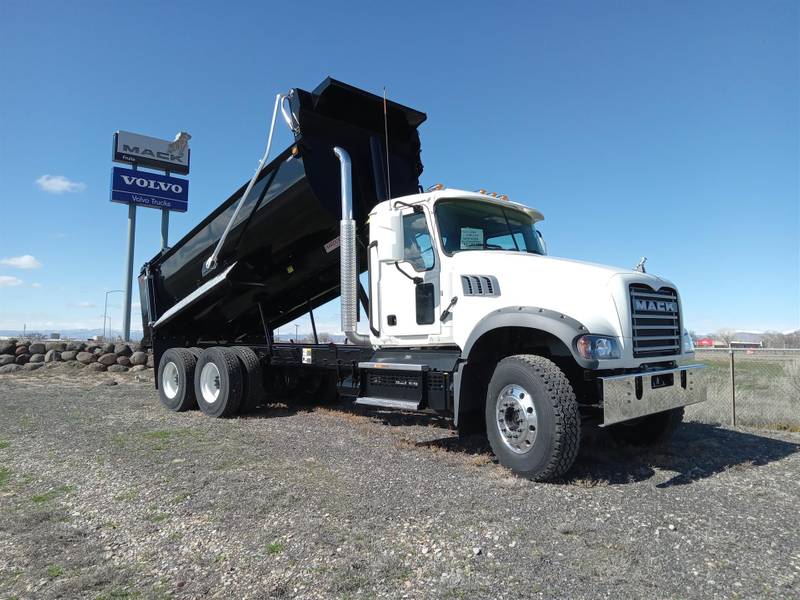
[334,147,371,346]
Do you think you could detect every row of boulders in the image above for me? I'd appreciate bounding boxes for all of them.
[0,339,153,375]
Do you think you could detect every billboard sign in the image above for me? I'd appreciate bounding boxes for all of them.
[110,167,188,212]
[113,130,191,174]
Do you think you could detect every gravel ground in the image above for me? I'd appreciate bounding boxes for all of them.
[0,365,798,599]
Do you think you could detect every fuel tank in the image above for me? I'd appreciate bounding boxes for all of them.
[138,78,426,346]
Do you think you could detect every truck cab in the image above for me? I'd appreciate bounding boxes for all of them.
[356,184,704,476]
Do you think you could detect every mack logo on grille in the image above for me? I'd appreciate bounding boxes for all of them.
[634,299,677,312]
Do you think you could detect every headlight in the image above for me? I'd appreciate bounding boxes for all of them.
[576,335,621,360]
[682,329,694,354]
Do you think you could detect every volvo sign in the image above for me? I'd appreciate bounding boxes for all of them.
[110,167,188,212]
[113,130,191,174]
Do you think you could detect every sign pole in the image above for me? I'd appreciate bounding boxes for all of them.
[161,171,171,250]
[122,166,138,343]
[160,210,170,249]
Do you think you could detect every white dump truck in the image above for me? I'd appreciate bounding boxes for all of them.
[140,78,706,480]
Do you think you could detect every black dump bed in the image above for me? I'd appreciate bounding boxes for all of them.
[138,78,426,347]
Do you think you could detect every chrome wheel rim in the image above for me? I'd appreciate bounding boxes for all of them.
[162,361,180,400]
[199,362,221,404]
[496,384,538,454]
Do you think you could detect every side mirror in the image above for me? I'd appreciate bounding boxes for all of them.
[371,209,404,262]
[536,229,548,255]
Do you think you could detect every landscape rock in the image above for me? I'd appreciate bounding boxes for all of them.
[29,353,45,363]
[28,343,46,354]
[66,342,85,351]
[98,353,118,366]
[44,350,61,363]
[61,350,77,361]
[130,364,148,372]
[85,362,107,372]
[45,341,67,352]
[101,343,114,353]
[0,341,15,354]
[76,352,97,364]
[114,343,132,357]
[108,364,128,373]
[85,345,100,354]
[23,362,44,371]
[0,363,22,374]
[15,354,30,365]
[45,362,62,369]
[65,360,85,369]
[93,348,104,356]
[131,351,147,366]
[97,378,118,386]
[15,346,29,356]
[146,354,154,368]
[0,354,15,366]
[116,356,132,367]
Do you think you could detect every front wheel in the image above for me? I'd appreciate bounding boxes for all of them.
[485,355,580,481]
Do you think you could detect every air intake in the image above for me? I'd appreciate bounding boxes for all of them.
[461,275,500,297]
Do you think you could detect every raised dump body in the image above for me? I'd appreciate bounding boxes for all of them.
[138,78,426,350]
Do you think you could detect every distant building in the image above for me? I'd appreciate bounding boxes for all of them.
[730,340,763,349]
[696,337,714,347]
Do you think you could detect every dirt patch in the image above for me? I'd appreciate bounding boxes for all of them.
[0,377,798,598]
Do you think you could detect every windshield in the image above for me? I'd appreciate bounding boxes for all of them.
[435,199,544,256]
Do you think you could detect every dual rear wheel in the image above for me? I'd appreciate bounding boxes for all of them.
[157,346,262,417]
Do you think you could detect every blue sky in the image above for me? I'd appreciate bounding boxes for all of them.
[0,1,797,336]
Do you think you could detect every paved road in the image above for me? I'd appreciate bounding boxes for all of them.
[0,369,798,599]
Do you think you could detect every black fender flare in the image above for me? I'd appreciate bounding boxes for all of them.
[453,306,595,426]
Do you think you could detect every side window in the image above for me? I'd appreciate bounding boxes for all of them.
[403,213,435,271]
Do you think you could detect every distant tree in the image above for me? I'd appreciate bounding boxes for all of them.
[784,330,800,349]
[318,332,333,343]
[715,329,736,347]
[761,331,786,349]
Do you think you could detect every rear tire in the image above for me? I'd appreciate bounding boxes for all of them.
[157,348,198,412]
[230,346,263,409]
[194,347,244,418]
[485,355,580,481]
[609,407,684,446]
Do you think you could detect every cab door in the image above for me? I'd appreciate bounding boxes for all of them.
[374,208,441,340]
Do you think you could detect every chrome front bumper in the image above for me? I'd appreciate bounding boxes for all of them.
[600,364,706,426]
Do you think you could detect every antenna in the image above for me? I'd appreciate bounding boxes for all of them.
[383,87,392,200]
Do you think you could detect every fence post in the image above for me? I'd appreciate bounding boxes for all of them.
[729,349,736,427]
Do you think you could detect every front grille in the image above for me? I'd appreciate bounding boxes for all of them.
[630,284,681,358]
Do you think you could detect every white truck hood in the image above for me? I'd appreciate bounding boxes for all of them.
[449,251,678,341]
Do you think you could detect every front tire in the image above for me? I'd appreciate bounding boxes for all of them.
[158,348,198,412]
[194,347,244,418]
[485,355,580,481]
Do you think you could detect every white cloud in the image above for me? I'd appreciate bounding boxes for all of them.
[0,254,42,269]
[36,174,87,194]
[0,276,23,287]
[31,282,42,288]
[77,301,96,308]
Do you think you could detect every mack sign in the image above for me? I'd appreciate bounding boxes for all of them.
[110,168,188,212]
[113,130,191,174]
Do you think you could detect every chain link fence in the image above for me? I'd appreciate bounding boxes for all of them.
[684,348,800,429]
